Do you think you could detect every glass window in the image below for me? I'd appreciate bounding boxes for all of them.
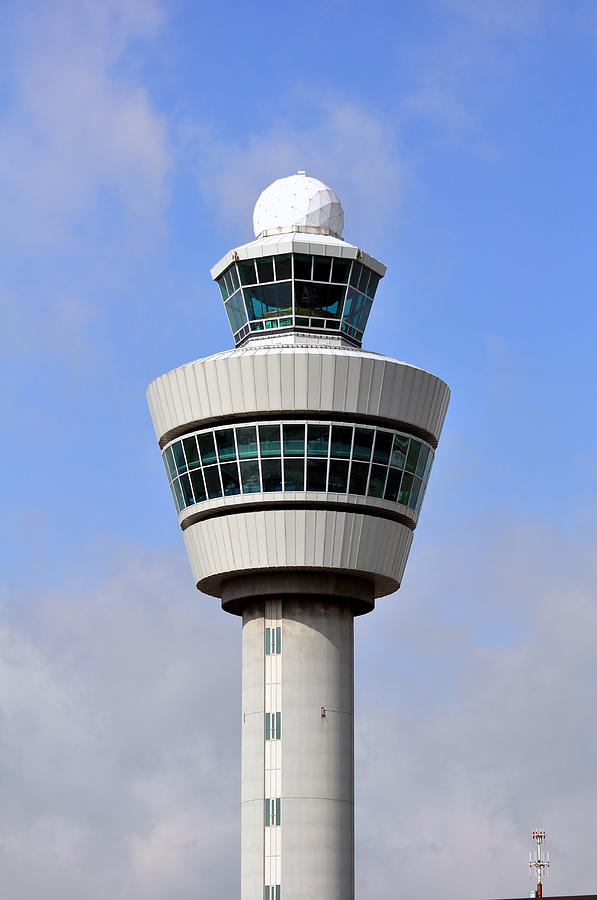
[237,426,258,459]
[240,460,261,493]
[238,259,257,285]
[357,266,370,294]
[372,430,392,464]
[198,433,217,465]
[183,436,200,469]
[164,445,177,481]
[294,282,344,318]
[391,434,409,469]
[398,471,413,506]
[180,473,194,506]
[349,461,369,495]
[229,265,239,292]
[216,428,236,461]
[307,424,329,457]
[265,712,281,740]
[306,459,327,491]
[328,459,349,492]
[172,477,184,512]
[409,475,422,510]
[343,288,372,332]
[225,291,248,333]
[244,283,292,320]
[313,256,332,282]
[283,424,304,456]
[190,469,206,502]
[415,444,430,479]
[256,257,274,283]
[405,440,421,473]
[331,257,351,283]
[261,458,282,492]
[349,261,362,287]
[265,626,281,654]
[203,466,222,499]
[423,448,434,481]
[331,425,352,458]
[221,462,240,496]
[367,273,379,298]
[284,458,304,491]
[368,464,387,498]
[294,253,312,279]
[259,424,281,457]
[217,276,229,301]
[384,467,402,502]
[353,427,374,461]
[275,253,291,280]
[264,797,281,826]
[173,441,186,474]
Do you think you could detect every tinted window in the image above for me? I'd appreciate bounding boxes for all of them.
[331,425,352,458]
[261,458,282,491]
[307,459,327,491]
[238,259,257,285]
[294,253,311,279]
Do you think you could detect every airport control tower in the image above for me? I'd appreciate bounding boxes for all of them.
[146,173,450,900]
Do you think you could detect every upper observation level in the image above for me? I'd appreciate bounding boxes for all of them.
[211,172,386,348]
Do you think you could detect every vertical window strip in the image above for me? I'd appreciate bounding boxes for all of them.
[265,626,282,655]
[264,797,281,827]
[265,712,281,740]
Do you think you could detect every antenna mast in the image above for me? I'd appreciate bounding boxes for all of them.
[529,829,550,897]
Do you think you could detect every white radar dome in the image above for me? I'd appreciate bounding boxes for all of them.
[253,172,344,239]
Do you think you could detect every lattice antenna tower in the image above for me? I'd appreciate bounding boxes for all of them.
[529,829,550,897]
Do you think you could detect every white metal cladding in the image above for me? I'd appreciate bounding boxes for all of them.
[182,508,413,599]
[146,347,450,447]
[210,231,386,281]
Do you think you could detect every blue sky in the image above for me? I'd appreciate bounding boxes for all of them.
[1,1,596,898]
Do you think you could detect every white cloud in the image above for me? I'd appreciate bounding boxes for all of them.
[355,516,597,898]
[0,0,171,368]
[0,0,170,252]
[188,98,405,247]
[441,0,548,35]
[401,0,553,140]
[0,549,239,899]
[2,516,597,898]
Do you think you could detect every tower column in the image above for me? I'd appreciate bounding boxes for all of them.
[147,171,450,900]
[227,574,373,900]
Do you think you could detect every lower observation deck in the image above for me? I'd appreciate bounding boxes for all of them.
[162,418,434,527]
[147,344,450,604]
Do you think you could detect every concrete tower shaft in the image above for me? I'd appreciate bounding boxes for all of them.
[146,172,450,900]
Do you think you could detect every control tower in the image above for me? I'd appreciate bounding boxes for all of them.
[146,172,450,900]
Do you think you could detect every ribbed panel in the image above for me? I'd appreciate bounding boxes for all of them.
[182,509,413,599]
[147,348,450,447]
